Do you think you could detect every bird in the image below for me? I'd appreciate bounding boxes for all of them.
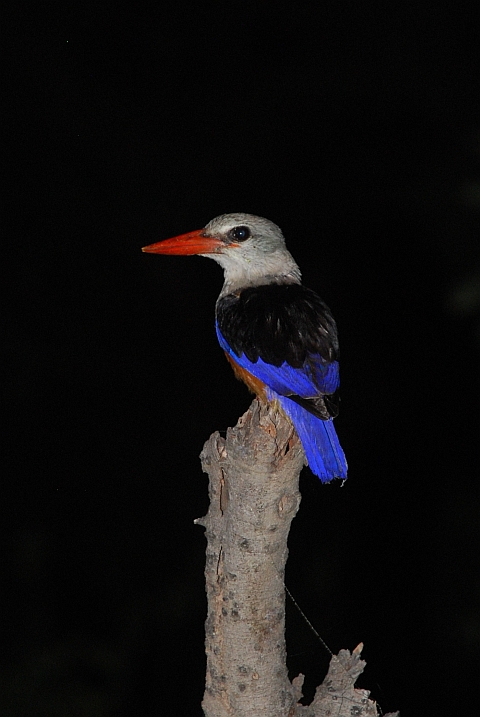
[142,213,347,483]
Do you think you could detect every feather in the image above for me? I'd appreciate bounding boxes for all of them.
[217,325,347,482]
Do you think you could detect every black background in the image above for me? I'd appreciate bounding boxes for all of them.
[4,3,479,715]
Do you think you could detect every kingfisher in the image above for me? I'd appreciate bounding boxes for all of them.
[142,213,347,483]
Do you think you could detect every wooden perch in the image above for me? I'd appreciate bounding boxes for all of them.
[196,398,398,717]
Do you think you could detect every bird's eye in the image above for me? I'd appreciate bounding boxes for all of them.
[230,226,251,242]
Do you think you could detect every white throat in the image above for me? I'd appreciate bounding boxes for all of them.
[206,248,302,298]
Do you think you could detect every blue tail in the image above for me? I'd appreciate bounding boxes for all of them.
[277,395,347,483]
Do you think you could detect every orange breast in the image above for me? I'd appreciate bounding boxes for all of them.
[224,352,268,402]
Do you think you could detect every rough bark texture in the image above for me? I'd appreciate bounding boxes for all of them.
[196,398,398,717]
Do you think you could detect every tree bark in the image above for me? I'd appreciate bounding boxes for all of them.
[196,398,398,717]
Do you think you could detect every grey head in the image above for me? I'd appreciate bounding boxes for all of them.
[201,213,302,297]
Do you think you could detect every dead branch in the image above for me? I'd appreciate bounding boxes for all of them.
[196,398,398,717]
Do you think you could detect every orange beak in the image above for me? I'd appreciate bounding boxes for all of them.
[142,229,226,255]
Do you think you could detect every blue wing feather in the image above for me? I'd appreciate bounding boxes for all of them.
[216,324,347,482]
[216,324,339,397]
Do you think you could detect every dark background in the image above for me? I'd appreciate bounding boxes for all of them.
[4,2,479,715]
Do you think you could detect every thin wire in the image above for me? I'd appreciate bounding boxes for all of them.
[284,582,335,660]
